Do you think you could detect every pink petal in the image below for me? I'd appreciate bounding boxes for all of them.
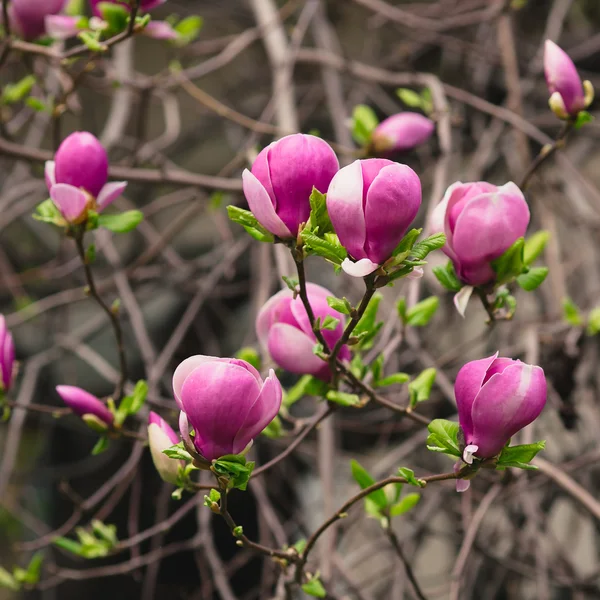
[326,160,368,260]
[456,479,470,493]
[49,183,88,222]
[45,15,80,39]
[56,385,114,425]
[242,169,292,238]
[96,181,127,211]
[341,257,379,277]
[544,40,585,115]
[144,20,179,40]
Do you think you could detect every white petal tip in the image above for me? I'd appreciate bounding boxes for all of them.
[463,444,478,465]
[341,257,379,278]
[454,285,474,318]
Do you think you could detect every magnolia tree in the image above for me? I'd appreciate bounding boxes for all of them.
[0,1,599,599]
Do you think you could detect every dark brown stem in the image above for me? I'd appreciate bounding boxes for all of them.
[0,0,11,67]
[384,521,429,600]
[475,287,496,325]
[74,230,128,401]
[519,120,573,190]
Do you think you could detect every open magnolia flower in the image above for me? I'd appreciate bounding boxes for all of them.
[173,355,282,461]
[45,132,127,223]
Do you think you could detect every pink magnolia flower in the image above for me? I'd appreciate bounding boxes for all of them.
[256,283,350,381]
[430,181,530,286]
[56,385,114,426]
[0,315,16,392]
[371,113,435,154]
[45,132,127,223]
[544,40,593,118]
[455,354,546,460]
[2,0,66,40]
[148,412,182,483]
[242,134,339,238]
[173,356,282,461]
[326,159,421,277]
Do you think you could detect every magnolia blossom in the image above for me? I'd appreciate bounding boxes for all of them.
[326,158,421,277]
[456,354,546,461]
[45,132,127,223]
[173,356,282,461]
[148,412,182,484]
[371,113,435,154]
[430,181,529,286]
[56,385,114,427]
[544,40,593,118]
[2,0,66,40]
[0,315,15,392]
[242,134,339,238]
[256,283,350,381]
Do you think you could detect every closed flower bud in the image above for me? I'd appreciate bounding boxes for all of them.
[3,0,66,40]
[172,356,282,462]
[256,283,350,381]
[430,181,530,286]
[242,134,339,238]
[544,40,593,118]
[0,315,16,392]
[371,113,435,154]
[148,412,182,484]
[326,159,421,277]
[56,385,114,427]
[455,354,546,460]
[45,132,127,223]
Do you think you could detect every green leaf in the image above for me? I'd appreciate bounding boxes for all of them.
[2,75,36,105]
[212,455,255,490]
[284,375,328,407]
[98,2,128,34]
[523,231,549,265]
[319,315,339,331]
[352,293,382,350]
[396,297,407,322]
[350,353,367,379]
[235,347,261,370]
[396,88,423,108]
[392,228,422,257]
[293,538,307,554]
[302,576,327,598]
[281,276,298,292]
[491,237,525,284]
[0,567,19,591]
[226,206,274,242]
[301,230,347,264]
[91,520,118,547]
[308,188,333,234]
[397,467,425,487]
[426,419,461,457]
[326,390,360,407]
[563,297,583,326]
[22,552,44,585]
[208,488,221,503]
[517,267,548,291]
[574,110,594,130]
[408,368,436,408]
[405,296,439,326]
[351,460,388,510]
[91,436,109,456]
[497,441,545,470]
[432,261,462,291]
[173,15,203,46]
[53,536,84,555]
[25,97,49,112]
[351,104,379,146]
[77,31,107,52]
[33,199,64,226]
[370,354,384,383]
[261,415,282,439]
[389,493,420,517]
[374,373,410,387]
[327,296,352,315]
[97,210,143,233]
[65,0,85,16]
[410,233,446,260]
[163,443,193,462]
[586,306,600,336]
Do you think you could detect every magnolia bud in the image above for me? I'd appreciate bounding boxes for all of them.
[56,385,114,427]
[0,315,16,393]
[371,113,434,154]
[148,412,182,484]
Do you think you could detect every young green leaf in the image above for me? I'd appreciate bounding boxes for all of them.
[405,296,439,326]
[235,347,261,370]
[516,267,548,291]
[98,2,129,33]
[496,440,545,470]
[33,199,65,226]
[586,306,600,336]
[326,390,360,407]
[302,576,327,598]
[563,297,583,326]
[351,104,379,146]
[392,228,422,257]
[77,31,107,52]
[523,231,549,264]
[173,15,203,46]
[226,206,274,242]
[53,536,84,556]
[432,261,462,291]
[410,232,446,260]
[396,88,423,108]
[389,493,420,517]
[350,460,388,510]
[408,368,436,408]
[98,210,143,233]
[163,443,193,461]
[2,75,36,105]
[284,375,328,408]
[370,354,384,383]
[320,315,340,331]
[574,110,594,130]
[327,296,352,315]
[374,373,410,387]
[426,419,461,457]
[491,237,525,284]
[91,436,109,456]
[308,188,333,234]
[0,567,19,591]
[352,293,382,350]
[301,230,347,264]
[397,467,425,487]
